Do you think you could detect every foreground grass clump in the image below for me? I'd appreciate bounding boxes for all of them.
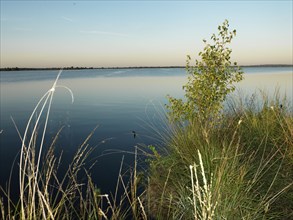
[146,94,293,219]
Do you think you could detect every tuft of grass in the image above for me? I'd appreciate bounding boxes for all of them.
[189,150,217,220]
[16,70,74,219]
[146,90,293,219]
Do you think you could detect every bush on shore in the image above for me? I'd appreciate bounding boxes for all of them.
[146,20,292,219]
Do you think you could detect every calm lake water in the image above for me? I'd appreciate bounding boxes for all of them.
[0,67,292,197]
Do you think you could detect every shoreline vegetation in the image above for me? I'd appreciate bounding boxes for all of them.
[0,64,292,71]
[1,20,292,219]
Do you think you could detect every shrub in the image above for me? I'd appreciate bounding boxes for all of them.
[167,19,243,123]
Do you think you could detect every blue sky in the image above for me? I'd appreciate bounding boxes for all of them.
[0,0,292,68]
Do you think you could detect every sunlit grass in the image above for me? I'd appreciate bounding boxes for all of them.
[146,90,293,219]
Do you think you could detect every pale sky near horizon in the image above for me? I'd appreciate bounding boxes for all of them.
[0,0,292,68]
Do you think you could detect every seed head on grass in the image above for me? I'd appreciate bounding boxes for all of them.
[189,150,217,220]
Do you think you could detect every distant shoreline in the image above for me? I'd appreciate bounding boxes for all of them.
[0,64,292,71]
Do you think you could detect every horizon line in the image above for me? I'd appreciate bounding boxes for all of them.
[1,64,293,71]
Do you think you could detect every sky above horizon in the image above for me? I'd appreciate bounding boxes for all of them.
[0,1,292,68]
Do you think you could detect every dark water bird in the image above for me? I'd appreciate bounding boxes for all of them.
[132,131,136,139]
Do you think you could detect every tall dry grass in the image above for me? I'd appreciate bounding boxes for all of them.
[0,71,146,219]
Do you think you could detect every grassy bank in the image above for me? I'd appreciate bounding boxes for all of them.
[146,92,293,219]
[146,20,292,219]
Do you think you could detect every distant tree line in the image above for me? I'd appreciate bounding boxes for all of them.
[0,64,291,71]
[0,66,95,71]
